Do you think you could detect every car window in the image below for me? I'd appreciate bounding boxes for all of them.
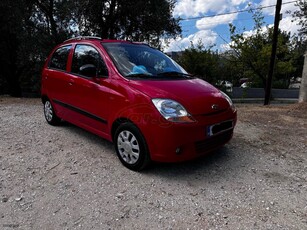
[49,45,71,71]
[71,44,108,78]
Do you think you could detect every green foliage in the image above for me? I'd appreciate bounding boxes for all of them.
[74,0,181,48]
[228,9,298,89]
[177,40,221,84]
[293,0,307,42]
[0,0,181,96]
[290,37,306,80]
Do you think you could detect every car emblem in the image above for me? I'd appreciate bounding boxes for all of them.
[211,104,220,110]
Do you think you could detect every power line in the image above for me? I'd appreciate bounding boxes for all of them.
[179,1,297,21]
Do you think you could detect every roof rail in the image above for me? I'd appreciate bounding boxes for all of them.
[64,36,102,43]
[132,41,150,46]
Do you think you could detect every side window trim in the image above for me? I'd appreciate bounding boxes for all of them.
[48,45,72,71]
[71,44,109,79]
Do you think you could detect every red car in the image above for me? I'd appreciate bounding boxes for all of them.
[41,36,237,171]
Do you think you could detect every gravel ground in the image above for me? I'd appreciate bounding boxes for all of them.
[0,96,306,230]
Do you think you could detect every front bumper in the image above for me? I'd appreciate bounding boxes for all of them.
[141,109,237,162]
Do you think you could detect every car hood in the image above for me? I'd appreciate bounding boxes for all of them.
[128,78,230,115]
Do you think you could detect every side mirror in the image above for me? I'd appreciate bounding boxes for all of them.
[79,64,97,78]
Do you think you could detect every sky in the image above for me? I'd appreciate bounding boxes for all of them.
[163,0,301,52]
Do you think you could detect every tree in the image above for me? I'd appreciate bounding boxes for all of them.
[30,0,77,45]
[75,0,181,48]
[229,9,296,89]
[0,0,76,96]
[177,41,221,84]
[0,0,181,96]
[294,0,307,42]
[0,0,31,96]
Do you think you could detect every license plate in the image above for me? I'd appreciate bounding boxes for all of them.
[207,120,233,137]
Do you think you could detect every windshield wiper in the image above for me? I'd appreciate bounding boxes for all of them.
[126,72,194,80]
[126,73,153,78]
[157,71,194,78]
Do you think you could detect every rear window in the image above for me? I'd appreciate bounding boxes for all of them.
[49,45,71,71]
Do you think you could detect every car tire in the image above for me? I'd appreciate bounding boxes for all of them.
[114,123,151,171]
[44,100,61,125]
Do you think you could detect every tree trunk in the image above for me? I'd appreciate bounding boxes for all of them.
[299,52,307,102]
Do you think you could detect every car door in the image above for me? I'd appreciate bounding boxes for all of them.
[43,45,73,118]
[65,44,111,135]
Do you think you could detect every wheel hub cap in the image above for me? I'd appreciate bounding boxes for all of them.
[44,101,53,122]
[117,130,140,164]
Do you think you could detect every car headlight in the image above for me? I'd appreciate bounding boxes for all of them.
[152,99,195,123]
[220,91,236,111]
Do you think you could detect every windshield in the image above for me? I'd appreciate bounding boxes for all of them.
[102,42,189,79]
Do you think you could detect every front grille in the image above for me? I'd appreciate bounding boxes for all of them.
[211,120,233,135]
[195,130,233,154]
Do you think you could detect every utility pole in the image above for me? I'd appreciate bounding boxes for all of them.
[264,0,282,105]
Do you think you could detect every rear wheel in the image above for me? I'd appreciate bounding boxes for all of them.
[114,123,150,171]
[44,100,61,125]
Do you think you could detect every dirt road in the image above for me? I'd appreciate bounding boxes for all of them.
[0,97,306,229]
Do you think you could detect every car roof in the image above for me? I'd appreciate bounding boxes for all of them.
[62,36,149,46]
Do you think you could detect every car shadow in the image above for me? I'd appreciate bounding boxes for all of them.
[142,139,249,183]
[55,121,245,181]
[145,146,233,174]
[59,121,115,153]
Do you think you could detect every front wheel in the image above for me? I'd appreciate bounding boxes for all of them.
[44,100,61,125]
[114,123,150,171]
